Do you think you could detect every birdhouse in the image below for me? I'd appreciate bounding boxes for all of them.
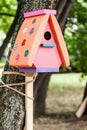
[9,9,70,72]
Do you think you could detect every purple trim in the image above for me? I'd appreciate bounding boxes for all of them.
[19,68,59,73]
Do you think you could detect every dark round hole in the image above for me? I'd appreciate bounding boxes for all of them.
[44,31,51,40]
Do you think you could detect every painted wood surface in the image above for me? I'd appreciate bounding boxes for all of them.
[40,43,56,47]
[9,9,70,72]
[33,22,62,69]
[50,15,70,66]
[19,68,59,72]
[24,9,56,18]
[9,14,49,67]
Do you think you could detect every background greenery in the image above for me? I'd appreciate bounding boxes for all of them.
[0,0,17,33]
[65,0,87,73]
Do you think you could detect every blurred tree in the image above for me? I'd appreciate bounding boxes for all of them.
[65,0,87,73]
[65,0,87,116]
[0,0,74,129]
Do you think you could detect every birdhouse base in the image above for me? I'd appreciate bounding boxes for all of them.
[19,68,59,72]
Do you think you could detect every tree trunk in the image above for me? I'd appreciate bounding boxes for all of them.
[34,73,51,117]
[0,0,74,129]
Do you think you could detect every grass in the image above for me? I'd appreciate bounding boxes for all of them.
[49,73,87,89]
[34,73,87,130]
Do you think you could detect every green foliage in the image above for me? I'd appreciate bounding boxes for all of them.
[65,0,87,73]
[0,0,17,33]
[49,73,86,89]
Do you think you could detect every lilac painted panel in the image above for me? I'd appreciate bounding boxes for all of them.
[19,68,36,72]
[19,68,59,73]
[24,9,56,18]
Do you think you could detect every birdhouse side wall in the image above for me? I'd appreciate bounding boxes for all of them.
[9,15,49,67]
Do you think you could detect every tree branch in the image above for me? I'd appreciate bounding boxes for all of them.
[58,0,75,31]
[0,13,15,17]
[0,3,22,59]
[55,0,67,19]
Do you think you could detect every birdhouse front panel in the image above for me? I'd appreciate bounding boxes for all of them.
[33,22,62,69]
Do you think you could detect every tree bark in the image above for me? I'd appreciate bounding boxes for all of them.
[0,0,74,129]
[34,73,51,117]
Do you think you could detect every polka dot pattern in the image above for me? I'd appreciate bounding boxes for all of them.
[14,18,37,61]
[24,50,29,57]
[29,28,34,35]
[15,54,20,62]
[22,27,27,34]
[32,19,36,24]
[21,39,26,46]
[13,44,18,51]
[12,14,46,66]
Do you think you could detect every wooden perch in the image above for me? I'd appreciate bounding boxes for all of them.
[76,97,87,118]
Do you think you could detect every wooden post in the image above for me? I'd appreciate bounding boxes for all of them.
[24,73,35,130]
[76,97,87,118]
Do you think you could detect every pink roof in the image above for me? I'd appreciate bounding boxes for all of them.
[24,9,56,18]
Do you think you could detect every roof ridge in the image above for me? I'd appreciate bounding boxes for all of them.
[24,9,56,18]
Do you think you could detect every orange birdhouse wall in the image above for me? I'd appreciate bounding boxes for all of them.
[9,9,70,72]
